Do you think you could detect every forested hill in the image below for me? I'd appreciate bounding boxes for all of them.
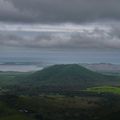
[1,64,120,95]
[26,64,119,88]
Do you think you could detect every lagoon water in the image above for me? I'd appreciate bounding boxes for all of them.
[0,65,43,72]
[0,50,120,72]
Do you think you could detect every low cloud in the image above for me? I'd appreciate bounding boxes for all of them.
[0,22,120,49]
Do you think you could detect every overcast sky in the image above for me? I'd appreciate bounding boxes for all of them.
[0,0,120,50]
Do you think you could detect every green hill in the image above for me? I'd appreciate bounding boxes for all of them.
[24,64,119,89]
[1,64,119,95]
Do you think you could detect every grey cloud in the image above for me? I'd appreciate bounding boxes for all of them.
[0,26,120,49]
[0,33,24,46]
[0,0,38,23]
[1,0,120,23]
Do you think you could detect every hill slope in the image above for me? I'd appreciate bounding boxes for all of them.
[25,64,119,88]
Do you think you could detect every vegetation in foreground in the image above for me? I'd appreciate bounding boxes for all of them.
[0,94,120,120]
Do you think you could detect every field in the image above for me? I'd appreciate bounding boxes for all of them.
[86,86,120,94]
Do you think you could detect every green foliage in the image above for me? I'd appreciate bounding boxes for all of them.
[0,65,120,119]
[86,86,120,94]
[27,64,119,87]
[0,115,33,120]
[0,98,34,120]
[1,94,120,120]
[0,72,31,87]
[0,64,120,95]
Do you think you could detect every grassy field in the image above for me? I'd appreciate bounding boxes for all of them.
[86,86,120,94]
